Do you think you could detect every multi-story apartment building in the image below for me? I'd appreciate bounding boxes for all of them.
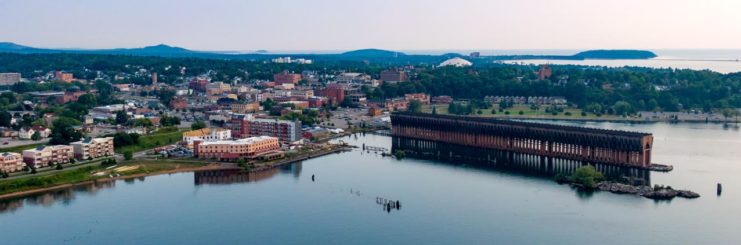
[0,73,21,85]
[206,82,231,95]
[228,114,301,143]
[182,128,232,148]
[194,136,281,161]
[0,152,24,173]
[22,145,74,168]
[380,70,408,83]
[70,137,115,160]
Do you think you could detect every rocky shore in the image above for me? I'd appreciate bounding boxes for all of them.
[594,181,700,199]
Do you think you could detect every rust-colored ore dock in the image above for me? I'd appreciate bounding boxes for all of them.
[390,112,654,168]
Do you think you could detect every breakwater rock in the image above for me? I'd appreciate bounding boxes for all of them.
[595,182,700,199]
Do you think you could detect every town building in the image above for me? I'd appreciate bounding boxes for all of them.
[206,82,231,95]
[231,102,260,114]
[182,128,232,148]
[189,78,210,92]
[70,137,115,160]
[431,95,453,104]
[385,98,409,111]
[322,84,345,105]
[538,64,553,80]
[336,73,371,83]
[0,73,21,85]
[380,70,408,83]
[22,145,74,168]
[404,93,431,104]
[193,136,281,161]
[274,71,302,85]
[54,71,74,83]
[0,152,24,173]
[228,114,301,143]
[170,97,188,110]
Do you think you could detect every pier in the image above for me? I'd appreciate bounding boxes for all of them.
[391,112,654,168]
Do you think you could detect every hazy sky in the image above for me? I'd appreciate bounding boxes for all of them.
[1,0,740,51]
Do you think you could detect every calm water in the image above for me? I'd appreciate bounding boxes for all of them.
[1,122,740,244]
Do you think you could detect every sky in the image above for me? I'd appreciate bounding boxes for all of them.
[1,0,740,51]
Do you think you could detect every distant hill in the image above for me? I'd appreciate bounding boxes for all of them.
[340,49,406,58]
[574,50,657,59]
[0,42,658,63]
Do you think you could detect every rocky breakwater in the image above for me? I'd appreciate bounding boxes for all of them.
[595,182,700,200]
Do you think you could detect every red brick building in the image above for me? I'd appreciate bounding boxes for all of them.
[538,65,552,80]
[322,84,345,105]
[274,71,302,85]
[380,70,408,83]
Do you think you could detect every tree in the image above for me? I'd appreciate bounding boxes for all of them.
[124,150,133,161]
[191,121,207,130]
[49,117,83,145]
[432,106,437,115]
[134,118,153,127]
[115,110,129,125]
[31,131,41,141]
[56,163,63,170]
[613,101,633,116]
[0,111,11,127]
[408,100,423,113]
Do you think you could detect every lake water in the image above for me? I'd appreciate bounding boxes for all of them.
[503,50,741,74]
[1,122,740,244]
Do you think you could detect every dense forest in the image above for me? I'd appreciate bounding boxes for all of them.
[1,52,740,113]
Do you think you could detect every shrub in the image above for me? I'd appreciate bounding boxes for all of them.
[124,150,133,160]
[570,165,605,189]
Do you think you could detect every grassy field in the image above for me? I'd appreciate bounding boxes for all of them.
[0,159,208,196]
[422,104,620,120]
[0,143,44,153]
[115,128,184,153]
[0,166,101,195]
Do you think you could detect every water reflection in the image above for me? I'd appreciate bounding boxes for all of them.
[392,136,651,185]
[194,168,281,185]
[0,180,117,214]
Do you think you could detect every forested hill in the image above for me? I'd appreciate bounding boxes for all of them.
[0,42,656,63]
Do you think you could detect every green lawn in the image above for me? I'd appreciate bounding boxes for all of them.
[0,166,102,195]
[422,104,619,120]
[115,129,184,153]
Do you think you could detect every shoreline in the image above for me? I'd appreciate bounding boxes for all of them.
[0,164,226,201]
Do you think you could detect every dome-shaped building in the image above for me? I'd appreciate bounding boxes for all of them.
[438,57,473,67]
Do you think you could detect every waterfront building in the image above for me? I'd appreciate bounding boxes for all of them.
[431,95,453,104]
[0,152,24,173]
[228,114,301,143]
[193,136,281,161]
[22,145,74,168]
[0,73,21,85]
[384,98,409,111]
[274,71,302,85]
[182,128,232,148]
[404,93,431,104]
[70,137,114,160]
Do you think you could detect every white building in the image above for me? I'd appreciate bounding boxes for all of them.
[182,128,232,148]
